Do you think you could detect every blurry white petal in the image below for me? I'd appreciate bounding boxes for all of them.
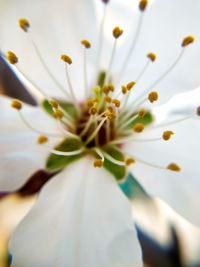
[124,111,200,226]
[0,96,59,191]
[9,157,142,267]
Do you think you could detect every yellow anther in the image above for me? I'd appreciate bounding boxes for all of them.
[121,85,127,94]
[133,123,144,133]
[61,54,72,64]
[102,84,115,94]
[19,18,30,32]
[182,36,195,47]
[127,81,136,91]
[11,99,22,110]
[108,84,115,92]
[163,131,174,141]
[81,39,91,49]
[37,135,48,145]
[102,85,110,95]
[105,112,116,121]
[125,158,136,166]
[86,99,95,108]
[94,159,104,168]
[49,100,58,109]
[7,51,18,64]
[148,91,159,103]
[104,96,112,103]
[167,163,181,172]
[107,105,114,112]
[196,106,200,116]
[89,106,97,115]
[139,0,148,11]
[147,52,156,62]
[138,108,146,118]
[102,0,109,3]
[111,99,120,108]
[113,26,123,39]
[53,110,64,120]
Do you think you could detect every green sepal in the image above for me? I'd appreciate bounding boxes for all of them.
[119,172,149,201]
[42,99,76,118]
[102,145,126,181]
[124,111,153,130]
[46,138,83,172]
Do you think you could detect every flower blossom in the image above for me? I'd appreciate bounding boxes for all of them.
[1,0,200,266]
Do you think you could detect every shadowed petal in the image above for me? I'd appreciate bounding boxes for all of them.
[9,157,142,267]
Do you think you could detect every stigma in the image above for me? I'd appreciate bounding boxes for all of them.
[6,1,199,180]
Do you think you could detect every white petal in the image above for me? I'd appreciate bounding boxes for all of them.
[124,111,200,226]
[9,157,142,267]
[0,0,97,98]
[99,0,200,102]
[0,96,59,191]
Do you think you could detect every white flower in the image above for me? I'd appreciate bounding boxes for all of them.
[0,0,200,266]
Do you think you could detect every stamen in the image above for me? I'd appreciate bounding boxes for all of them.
[19,18,30,32]
[148,91,159,103]
[111,99,120,108]
[81,40,91,98]
[37,135,48,145]
[125,152,176,171]
[7,51,18,64]
[134,53,156,83]
[127,81,136,90]
[79,116,93,138]
[106,119,110,142]
[86,99,95,108]
[94,159,104,168]
[133,123,144,133]
[49,100,59,109]
[147,52,156,62]
[81,40,91,49]
[61,54,72,65]
[135,38,194,105]
[88,106,97,115]
[121,86,127,95]
[139,0,148,11]
[85,117,107,145]
[125,157,135,166]
[138,108,146,118]
[118,114,138,130]
[53,110,64,120]
[120,82,136,109]
[11,99,22,110]
[117,1,147,83]
[18,18,71,98]
[5,51,48,99]
[50,148,84,156]
[151,112,196,129]
[56,120,80,140]
[105,26,123,84]
[162,130,174,141]
[104,95,112,103]
[96,0,110,73]
[167,163,181,172]
[15,109,63,138]
[182,36,195,47]
[103,151,125,166]
[61,54,79,108]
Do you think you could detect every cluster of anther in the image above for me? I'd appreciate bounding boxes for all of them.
[7,0,199,172]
